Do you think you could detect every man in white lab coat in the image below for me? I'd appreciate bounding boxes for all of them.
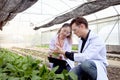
[53,17,108,80]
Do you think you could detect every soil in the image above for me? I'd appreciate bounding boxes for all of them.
[107,66,120,80]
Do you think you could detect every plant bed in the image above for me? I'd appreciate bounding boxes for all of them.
[0,48,77,80]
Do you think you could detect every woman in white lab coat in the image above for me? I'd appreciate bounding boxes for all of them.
[49,23,74,74]
[53,17,108,80]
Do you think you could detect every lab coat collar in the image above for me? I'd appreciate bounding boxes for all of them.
[81,30,90,41]
[82,31,97,52]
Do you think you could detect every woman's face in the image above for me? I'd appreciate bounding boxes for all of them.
[59,26,71,38]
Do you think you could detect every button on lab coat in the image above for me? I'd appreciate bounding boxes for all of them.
[74,31,108,80]
[49,34,75,68]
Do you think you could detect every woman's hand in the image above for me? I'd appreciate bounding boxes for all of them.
[51,45,65,55]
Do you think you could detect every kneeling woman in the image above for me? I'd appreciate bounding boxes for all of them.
[49,23,74,74]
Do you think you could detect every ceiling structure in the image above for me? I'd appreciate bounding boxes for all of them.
[0,0,120,31]
[0,0,38,30]
[34,0,120,30]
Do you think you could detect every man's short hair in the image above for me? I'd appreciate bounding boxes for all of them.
[70,17,88,28]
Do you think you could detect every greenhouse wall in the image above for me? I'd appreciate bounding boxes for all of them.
[40,15,120,46]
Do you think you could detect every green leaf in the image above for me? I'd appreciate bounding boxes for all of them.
[39,65,48,76]
[8,77,20,80]
[68,72,77,80]
[32,70,39,76]
[0,73,8,80]
[56,74,64,79]
[22,64,28,70]
[0,58,3,66]
[6,63,16,71]
[51,66,59,73]
[31,75,41,80]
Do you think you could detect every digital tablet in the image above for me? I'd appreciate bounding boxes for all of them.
[48,57,67,66]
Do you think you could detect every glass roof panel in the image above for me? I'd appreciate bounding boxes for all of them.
[84,14,97,21]
[114,5,120,14]
[13,0,86,23]
[95,6,118,19]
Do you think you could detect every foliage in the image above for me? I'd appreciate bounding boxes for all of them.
[72,45,78,50]
[36,44,78,51]
[36,45,49,49]
[0,48,77,80]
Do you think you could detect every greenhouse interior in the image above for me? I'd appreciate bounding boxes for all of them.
[0,0,120,80]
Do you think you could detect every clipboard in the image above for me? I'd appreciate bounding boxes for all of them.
[48,57,67,66]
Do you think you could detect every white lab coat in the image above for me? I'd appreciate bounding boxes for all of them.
[49,34,75,68]
[74,31,108,80]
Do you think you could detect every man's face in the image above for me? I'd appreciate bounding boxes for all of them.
[71,23,83,38]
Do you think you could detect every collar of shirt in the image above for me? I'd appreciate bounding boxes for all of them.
[80,30,91,53]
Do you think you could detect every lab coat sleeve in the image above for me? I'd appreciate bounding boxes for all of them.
[63,39,72,52]
[74,38,104,63]
[49,37,56,51]
[66,42,72,52]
